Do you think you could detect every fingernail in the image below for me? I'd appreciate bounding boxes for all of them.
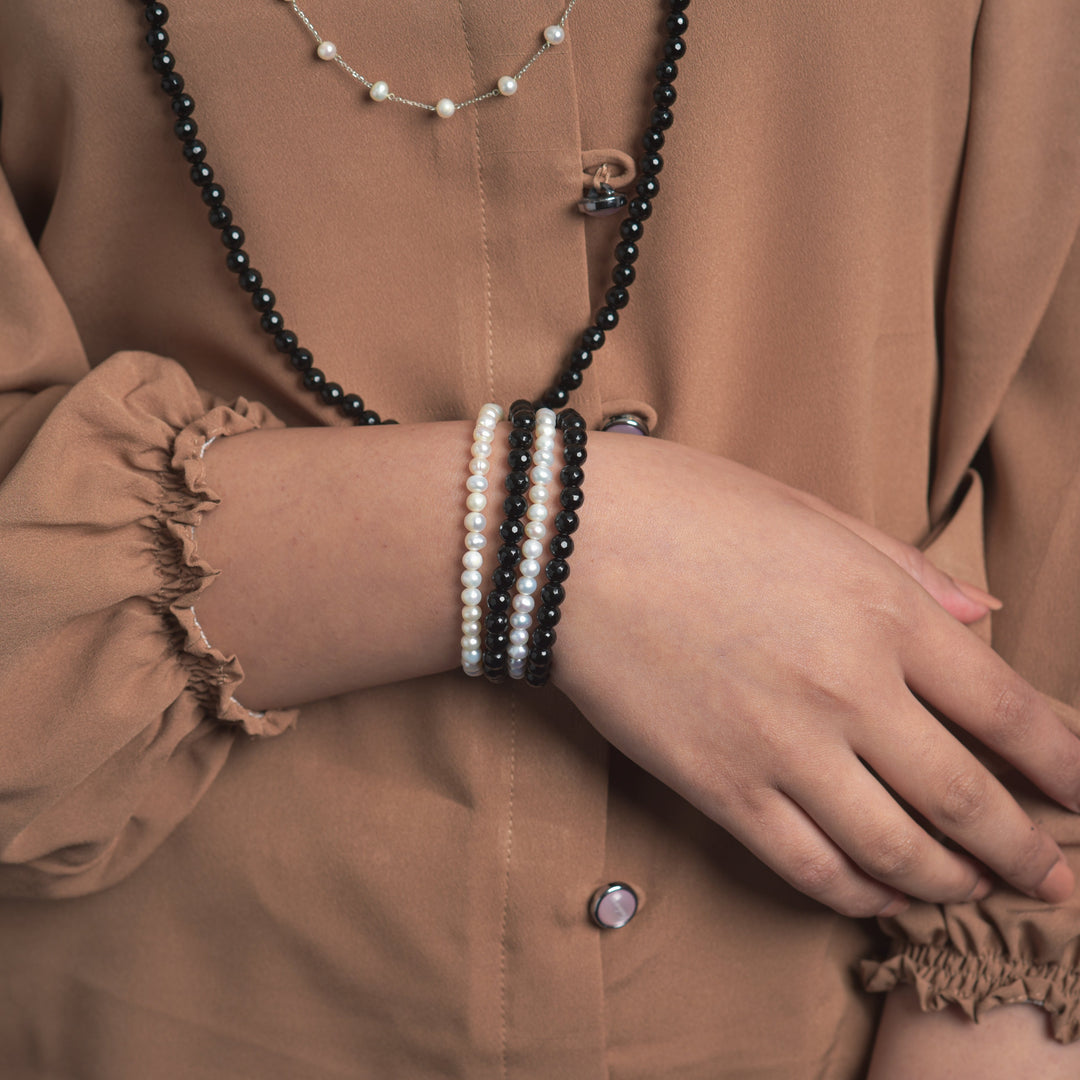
[877,896,911,918]
[953,578,1004,611]
[1034,859,1075,903]
[966,875,993,901]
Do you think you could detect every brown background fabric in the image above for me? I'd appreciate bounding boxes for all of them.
[0,1,1077,1076]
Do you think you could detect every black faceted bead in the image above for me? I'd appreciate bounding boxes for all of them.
[252,289,275,312]
[560,464,584,487]
[558,369,583,392]
[560,486,584,511]
[563,444,588,466]
[666,11,689,33]
[653,84,677,107]
[650,108,674,131]
[225,250,250,273]
[615,241,640,264]
[550,535,575,560]
[582,325,606,349]
[497,544,521,569]
[628,198,652,223]
[221,226,245,250]
[145,3,169,26]
[554,509,580,534]
[499,519,525,544]
[640,152,664,176]
[273,330,298,353]
[536,605,562,627]
[189,163,213,186]
[606,286,629,310]
[290,348,314,371]
[509,399,535,423]
[643,128,665,153]
[503,493,528,519]
[151,51,176,74]
[540,582,565,607]
[302,367,326,390]
[171,93,195,118]
[508,428,533,450]
[173,116,196,139]
[656,59,678,83]
[545,558,571,583]
[145,28,169,53]
[620,219,644,243]
[595,306,619,331]
[201,183,226,206]
[485,612,509,633]
[532,626,557,649]
[492,567,516,591]
[670,0,690,10]
[664,36,687,61]
[340,394,365,417]
[260,309,285,334]
[558,409,586,430]
[164,75,187,98]
[320,382,344,405]
[208,204,233,229]
[483,650,507,670]
[563,428,588,448]
[569,347,593,370]
[507,448,531,472]
[488,589,512,612]
[636,176,660,199]
[505,472,529,495]
[524,668,549,688]
[612,264,636,288]
[542,387,570,409]
[379,416,396,425]
[357,410,381,425]
[237,268,262,292]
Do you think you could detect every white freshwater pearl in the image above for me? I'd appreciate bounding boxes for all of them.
[528,485,548,505]
[521,539,543,559]
[466,492,487,513]
[533,449,555,466]
[518,559,541,579]
[526,503,548,522]
[471,440,492,458]
[464,512,486,532]
[461,587,483,606]
[530,465,553,485]
[510,612,532,629]
[461,569,483,588]
[543,24,565,44]
[461,635,481,651]
[507,644,529,661]
[468,457,490,476]
[462,550,483,570]
[464,531,486,551]
[369,80,390,101]
[480,402,504,419]
[316,40,338,60]
[436,98,456,118]
[525,521,546,539]
[509,628,530,646]
[462,621,480,636]
[466,475,488,493]
[513,594,535,613]
[497,75,518,96]
[473,425,495,442]
[516,576,538,596]
[463,649,482,666]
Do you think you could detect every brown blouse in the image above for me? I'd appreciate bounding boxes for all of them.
[0,1,1078,1076]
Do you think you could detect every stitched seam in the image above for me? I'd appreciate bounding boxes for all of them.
[455,0,496,400]
[497,697,518,1079]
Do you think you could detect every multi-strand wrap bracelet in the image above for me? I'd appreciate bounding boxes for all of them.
[460,402,585,687]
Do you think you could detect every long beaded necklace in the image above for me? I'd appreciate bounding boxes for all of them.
[136,0,690,426]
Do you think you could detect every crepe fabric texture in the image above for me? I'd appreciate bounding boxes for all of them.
[0,1,1078,1077]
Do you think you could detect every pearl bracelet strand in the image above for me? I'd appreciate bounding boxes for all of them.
[507,407,558,679]
[461,402,504,676]
[278,0,579,119]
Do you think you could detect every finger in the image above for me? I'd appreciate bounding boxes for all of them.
[782,747,993,904]
[722,788,910,918]
[903,594,1080,818]
[856,685,1074,903]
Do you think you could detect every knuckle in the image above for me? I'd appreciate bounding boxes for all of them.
[787,847,847,897]
[1006,827,1057,887]
[934,768,991,829]
[988,680,1038,744]
[859,829,921,883]
[862,579,917,638]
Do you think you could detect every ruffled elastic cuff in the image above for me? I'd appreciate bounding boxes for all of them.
[861,943,1080,1044]
[150,400,297,738]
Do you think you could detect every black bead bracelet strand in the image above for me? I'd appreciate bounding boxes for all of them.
[525,409,587,687]
[136,0,689,425]
[483,400,536,683]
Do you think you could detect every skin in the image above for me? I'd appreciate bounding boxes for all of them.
[194,419,1080,1066]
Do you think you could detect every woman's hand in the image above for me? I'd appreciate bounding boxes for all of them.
[555,433,1080,916]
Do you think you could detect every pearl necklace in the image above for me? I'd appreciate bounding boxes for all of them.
[279,0,579,119]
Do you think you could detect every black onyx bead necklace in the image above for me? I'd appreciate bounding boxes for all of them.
[137,0,689,425]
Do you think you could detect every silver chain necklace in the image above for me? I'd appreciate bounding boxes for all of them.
[278,0,580,118]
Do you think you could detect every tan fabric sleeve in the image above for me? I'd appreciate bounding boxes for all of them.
[0,160,297,899]
[862,0,1080,1042]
